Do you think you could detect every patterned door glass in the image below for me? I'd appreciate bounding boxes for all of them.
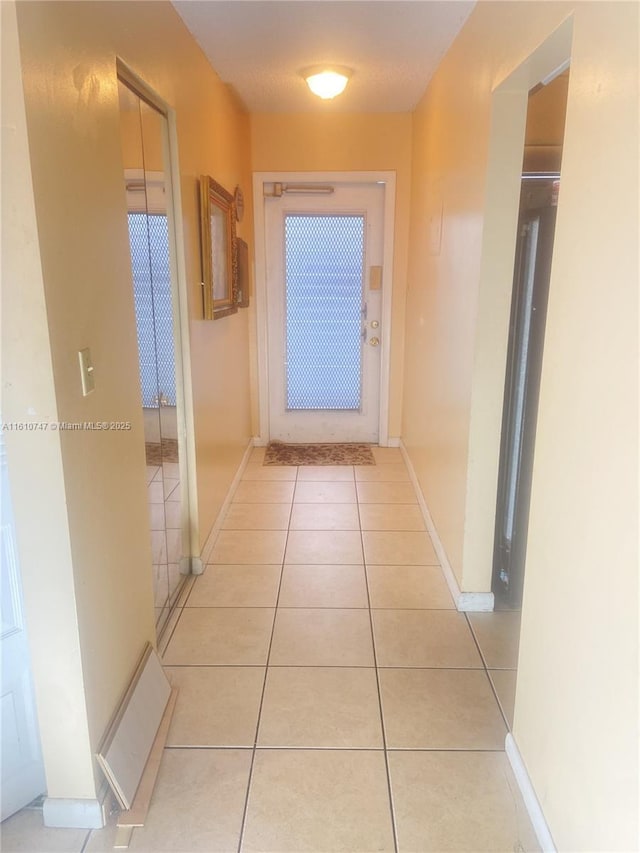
[128,213,176,407]
[285,214,365,410]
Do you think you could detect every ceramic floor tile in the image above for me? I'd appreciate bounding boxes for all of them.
[379,668,507,749]
[388,751,540,852]
[164,500,181,529]
[467,611,522,668]
[296,465,355,481]
[258,667,383,747]
[363,530,438,565]
[162,462,180,478]
[242,750,395,853]
[156,604,184,659]
[125,749,252,852]
[149,503,166,531]
[357,482,418,504]
[355,463,410,482]
[489,669,518,728]
[249,446,266,462]
[241,464,297,481]
[163,477,179,499]
[285,530,363,564]
[83,811,120,853]
[151,530,166,562]
[367,564,455,609]
[154,564,170,606]
[359,503,426,531]
[187,564,281,607]
[233,481,295,504]
[279,564,368,608]
[372,609,482,667]
[0,808,88,853]
[162,607,274,665]
[294,481,357,504]
[166,528,182,563]
[289,503,360,530]
[222,502,291,530]
[165,666,264,746]
[165,481,182,502]
[269,608,374,666]
[146,464,161,484]
[148,481,164,504]
[371,446,403,464]
[168,565,182,603]
[210,530,287,564]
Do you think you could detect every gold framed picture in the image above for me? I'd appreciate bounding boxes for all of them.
[199,175,237,319]
[236,238,250,308]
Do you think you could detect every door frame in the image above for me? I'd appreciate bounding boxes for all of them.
[116,60,201,574]
[253,171,396,446]
[460,19,573,597]
[491,201,558,606]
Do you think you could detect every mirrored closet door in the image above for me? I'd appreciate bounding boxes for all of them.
[117,78,190,634]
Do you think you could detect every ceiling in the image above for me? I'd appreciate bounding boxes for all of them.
[172,1,475,113]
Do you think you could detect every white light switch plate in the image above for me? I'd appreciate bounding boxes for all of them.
[79,348,95,396]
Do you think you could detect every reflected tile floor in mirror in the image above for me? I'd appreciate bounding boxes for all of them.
[147,460,182,631]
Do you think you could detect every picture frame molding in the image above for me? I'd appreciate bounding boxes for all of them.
[199,175,238,319]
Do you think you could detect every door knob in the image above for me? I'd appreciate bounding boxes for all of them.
[369,337,380,347]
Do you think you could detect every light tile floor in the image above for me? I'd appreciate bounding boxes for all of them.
[148,462,183,629]
[2,447,536,853]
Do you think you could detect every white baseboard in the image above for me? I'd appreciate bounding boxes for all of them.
[199,439,255,567]
[457,591,495,611]
[180,555,203,576]
[189,556,204,576]
[43,797,105,829]
[385,436,401,447]
[399,440,494,613]
[505,734,556,852]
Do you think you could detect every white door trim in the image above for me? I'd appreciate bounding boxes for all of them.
[253,170,396,446]
[116,59,199,568]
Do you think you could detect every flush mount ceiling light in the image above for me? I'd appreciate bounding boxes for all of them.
[301,66,352,100]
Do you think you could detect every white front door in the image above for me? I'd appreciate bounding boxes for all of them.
[1,434,46,819]
[265,183,385,443]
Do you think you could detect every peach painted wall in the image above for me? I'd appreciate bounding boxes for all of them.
[251,112,412,437]
[403,2,638,848]
[10,0,253,801]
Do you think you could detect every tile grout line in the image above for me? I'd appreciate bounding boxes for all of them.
[78,829,92,853]
[180,600,450,604]
[158,574,196,659]
[235,466,297,853]
[163,744,509,753]
[357,489,400,853]
[464,613,512,733]
[161,663,496,670]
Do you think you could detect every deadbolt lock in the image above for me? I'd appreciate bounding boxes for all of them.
[370,320,379,329]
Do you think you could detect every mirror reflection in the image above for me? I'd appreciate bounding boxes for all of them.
[199,175,237,318]
[117,80,185,633]
[210,204,228,302]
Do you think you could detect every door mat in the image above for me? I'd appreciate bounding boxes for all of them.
[264,442,375,466]
[145,438,179,466]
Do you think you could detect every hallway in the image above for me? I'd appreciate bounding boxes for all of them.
[3,0,638,848]
[2,447,534,852]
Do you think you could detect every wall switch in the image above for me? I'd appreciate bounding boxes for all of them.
[78,348,95,396]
